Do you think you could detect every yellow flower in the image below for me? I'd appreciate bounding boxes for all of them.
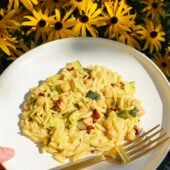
[0,9,19,33]
[117,25,142,50]
[22,9,52,42]
[0,9,19,55]
[7,0,19,10]
[47,9,77,41]
[103,0,136,39]
[12,8,30,24]
[7,40,36,60]
[40,0,67,13]
[8,0,38,11]
[137,19,165,53]
[0,35,17,56]
[153,52,170,77]
[141,0,165,21]
[73,0,104,37]
[165,47,170,58]
[100,0,128,7]
[21,0,38,11]
[100,0,112,4]
[65,0,88,11]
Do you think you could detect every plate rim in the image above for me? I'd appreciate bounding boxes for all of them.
[0,37,169,87]
[0,37,170,170]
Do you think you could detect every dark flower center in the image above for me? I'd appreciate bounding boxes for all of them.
[55,22,63,30]
[0,0,9,9]
[130,8,136,14]
[0,15,3,20]
[53,0,59,2]
[150,31,158,38]
[152,2,158,9]
[76,0,82,1]
[79,15,89,23]
[161,62,167,68]
[111,16,118,24]
[38,19,46,27]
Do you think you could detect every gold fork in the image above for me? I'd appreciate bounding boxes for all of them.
[52,124,170,170]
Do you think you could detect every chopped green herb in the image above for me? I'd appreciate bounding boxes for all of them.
[129,81,136,93]
[129,81,135,87]
[130,108,139,117]
[86,90,100,100]
[117,110,130,119]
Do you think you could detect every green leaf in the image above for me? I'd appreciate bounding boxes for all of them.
[117,110,130,119]
[130,108,139,117]
[86,90,100,100]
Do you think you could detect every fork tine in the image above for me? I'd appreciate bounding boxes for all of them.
[116,125,170,164]
[125,127,164,151]
[127,133,167,156]
[123,124,160,147]
[129,136,170,161]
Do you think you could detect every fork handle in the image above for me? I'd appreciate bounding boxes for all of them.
[58,155,106,170]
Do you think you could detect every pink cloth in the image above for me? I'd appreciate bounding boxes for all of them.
[0,147,15,163]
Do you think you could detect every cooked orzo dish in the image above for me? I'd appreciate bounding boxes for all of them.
[20,61,144,162]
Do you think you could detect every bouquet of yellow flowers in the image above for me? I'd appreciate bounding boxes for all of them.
[0,0,170,79]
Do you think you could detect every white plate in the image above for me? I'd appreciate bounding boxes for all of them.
[0,37,170,170]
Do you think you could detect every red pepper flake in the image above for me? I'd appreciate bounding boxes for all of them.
[67,67,74,71]
[119,82,125,88]
[113,108,120,112]
[134,126,142,136]
[53,99,61,110]
[91,149,96,153]
[113,103,120,112]
[87,76,94,80]
[92,109,100,123]
[39,93,45,96]
[86,125,94,134]
[111,83,116,87]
